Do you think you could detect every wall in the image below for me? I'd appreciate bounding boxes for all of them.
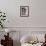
[0,0,46,27]
[0,0,46,46]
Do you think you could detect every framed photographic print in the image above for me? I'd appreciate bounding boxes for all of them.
[20,6,29,17]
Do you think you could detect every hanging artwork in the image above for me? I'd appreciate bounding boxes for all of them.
[20,6,29,17]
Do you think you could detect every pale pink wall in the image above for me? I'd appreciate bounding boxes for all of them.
[0,0,46,27]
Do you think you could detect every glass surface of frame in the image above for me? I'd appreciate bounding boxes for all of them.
[20,6,29,17]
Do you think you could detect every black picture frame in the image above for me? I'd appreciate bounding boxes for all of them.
[20,6,29,17]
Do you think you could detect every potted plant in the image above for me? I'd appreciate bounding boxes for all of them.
[0,10,6,28]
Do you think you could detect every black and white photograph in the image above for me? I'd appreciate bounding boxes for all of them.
[20,6,29,17]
